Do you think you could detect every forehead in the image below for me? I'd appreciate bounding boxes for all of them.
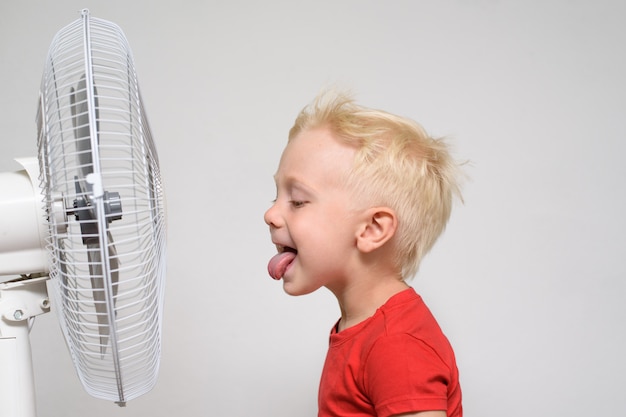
[274,127,355,188]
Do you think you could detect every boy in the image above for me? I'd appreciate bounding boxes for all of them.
[264,91,462,417]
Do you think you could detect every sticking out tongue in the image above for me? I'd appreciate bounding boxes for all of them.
[267,251,296,280]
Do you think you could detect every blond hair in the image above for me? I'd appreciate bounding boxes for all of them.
[289,91,463,279]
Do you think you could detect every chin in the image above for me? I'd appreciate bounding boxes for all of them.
[282,280,319,297]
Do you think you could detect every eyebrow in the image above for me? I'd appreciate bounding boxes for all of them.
[273,174,316,195]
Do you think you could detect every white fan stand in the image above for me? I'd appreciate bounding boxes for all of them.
[0,276,50,417]
[0,158,51,417]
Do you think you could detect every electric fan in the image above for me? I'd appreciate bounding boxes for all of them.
[0,9,166,416]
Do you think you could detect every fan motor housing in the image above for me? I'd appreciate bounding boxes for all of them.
[0,158,48,280]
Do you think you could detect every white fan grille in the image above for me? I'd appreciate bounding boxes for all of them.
[37,10,166,405]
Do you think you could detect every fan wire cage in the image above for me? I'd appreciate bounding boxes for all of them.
[37,9,166,406]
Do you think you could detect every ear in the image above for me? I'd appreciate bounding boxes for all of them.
[356,207,397,253]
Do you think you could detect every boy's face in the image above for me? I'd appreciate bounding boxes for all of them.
[264,127,365,296]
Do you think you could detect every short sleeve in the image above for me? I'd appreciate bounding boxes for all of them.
[362,333,451,417]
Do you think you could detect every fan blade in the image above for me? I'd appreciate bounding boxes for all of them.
[87,231,119,356]
[70,75,99,181]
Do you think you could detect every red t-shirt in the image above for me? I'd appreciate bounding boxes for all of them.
[318,288,462,417]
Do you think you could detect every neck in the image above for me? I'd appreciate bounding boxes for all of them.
[330,276,409,332]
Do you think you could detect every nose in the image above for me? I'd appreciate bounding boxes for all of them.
[264,201,281,228]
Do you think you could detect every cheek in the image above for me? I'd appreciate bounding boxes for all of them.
[292,204,357,250]
[301,224,354,260]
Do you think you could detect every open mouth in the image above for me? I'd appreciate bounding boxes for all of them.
[268,245,298,280]
[281,245,297,255]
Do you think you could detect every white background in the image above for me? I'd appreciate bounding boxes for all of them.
[1,1,624,416]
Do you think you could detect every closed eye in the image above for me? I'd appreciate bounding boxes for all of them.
[290,200,307,208]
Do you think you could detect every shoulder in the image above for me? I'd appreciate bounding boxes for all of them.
[366,291,458,381]
[364,332,451,378]
[378,287,431,320]
[377,289,445,340]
